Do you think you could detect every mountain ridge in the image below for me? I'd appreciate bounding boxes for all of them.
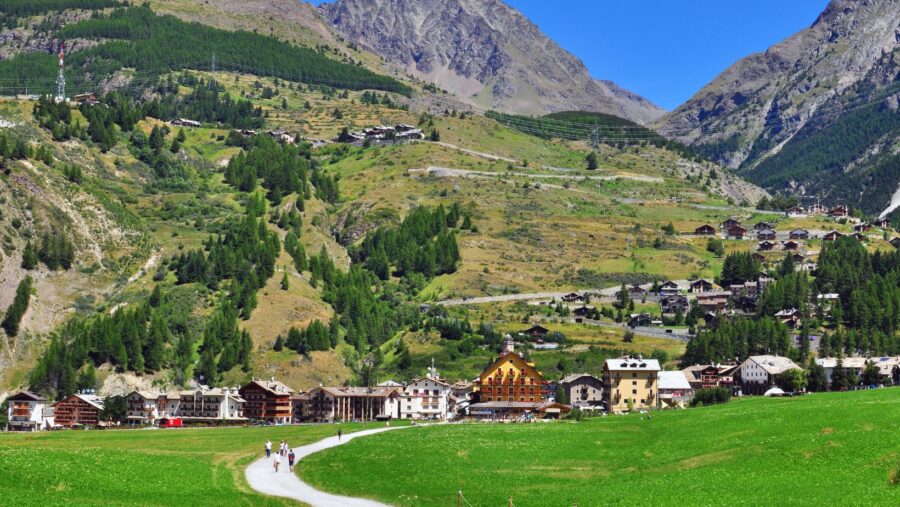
[319,0,665,124]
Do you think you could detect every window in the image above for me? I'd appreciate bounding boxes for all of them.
[640,399,645,404]
[632,372,637,378]
[632,389,637,395]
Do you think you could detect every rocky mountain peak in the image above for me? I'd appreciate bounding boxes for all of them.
[320,0,665,124]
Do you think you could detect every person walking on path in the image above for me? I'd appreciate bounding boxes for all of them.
[265,440,271,458]
[287,449,295,472]
[337,428,342,442]
[273,453,281,473]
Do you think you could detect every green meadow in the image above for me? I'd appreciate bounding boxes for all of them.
[300,389,900,506]
[0,423,369,506]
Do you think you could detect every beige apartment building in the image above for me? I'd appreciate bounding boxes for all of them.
[602,356,660,412]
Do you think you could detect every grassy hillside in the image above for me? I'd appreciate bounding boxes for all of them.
[300,389,900,506]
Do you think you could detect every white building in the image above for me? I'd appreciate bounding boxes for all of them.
[6,391,54,431]
[178,387,245,421]
[658,371,694,408]
[739,355,801,394]
[401,361,452,420]
[125,391,181,425]
[815,357,872,385]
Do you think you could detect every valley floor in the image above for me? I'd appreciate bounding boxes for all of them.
[298,389,900,506]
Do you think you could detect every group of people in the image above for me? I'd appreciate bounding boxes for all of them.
[265,439,296,473]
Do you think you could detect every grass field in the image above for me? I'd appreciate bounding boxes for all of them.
[0,423,374,507]
[300,389,900,506]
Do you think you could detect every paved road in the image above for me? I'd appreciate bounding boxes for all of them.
[245,426,408,507]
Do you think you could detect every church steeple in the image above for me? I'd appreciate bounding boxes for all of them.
[502,334,515,354]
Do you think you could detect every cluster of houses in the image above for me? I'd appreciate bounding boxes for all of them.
[339,124,425,143]
[8,346,900,430]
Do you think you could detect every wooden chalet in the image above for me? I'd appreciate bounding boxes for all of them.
[757,241,776,251]
[657,281,680,297]
[786,206,806,216]
[775,308,802,328]
[754,221,775,231]
[696,292,731,313]
[726,224,748,240]
[823,230,844,242]
[792,253,806,263]
[688,279,714,293]
[627,313,653,328]
[781,240,800,251]
[572,306,592,318]
[660,294,689,315]
[239,379,294,424]
[560,292,585,303]
[72,92,98,105]
[852,232,867,242]
[521,325,550,338]
[752,252,767,264]
[789,229,809,240]
[694,224,716,236]
[874,217,890,229]
[53,393,104,427]
[828,205,849,218]
[721,218,742,230]
[853,222,871,232]
[756,229,776,241]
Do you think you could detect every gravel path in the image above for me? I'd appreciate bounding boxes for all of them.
[245,426,408,507]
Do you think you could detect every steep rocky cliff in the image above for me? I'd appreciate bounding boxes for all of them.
[320,0,665,124]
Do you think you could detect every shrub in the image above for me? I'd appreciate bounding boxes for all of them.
[690,387,732,407]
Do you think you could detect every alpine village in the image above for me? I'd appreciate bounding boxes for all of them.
[0,1,898,506]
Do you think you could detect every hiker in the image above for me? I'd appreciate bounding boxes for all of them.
[288,449,296,472]
[265,439,271,458]
[273,452,281,473]
[279,440,286,456]
[337,428,343,442]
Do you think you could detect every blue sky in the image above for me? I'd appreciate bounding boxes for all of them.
[310,1,830,110]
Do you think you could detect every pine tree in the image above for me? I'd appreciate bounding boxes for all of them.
[273,335,284,351]
[280,271,290,290]
[21,241,38,270]
[830,357,848,391]
[586,151,599,170]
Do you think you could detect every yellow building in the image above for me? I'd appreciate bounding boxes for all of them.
[475,351,545,404]
[603,356,660,412]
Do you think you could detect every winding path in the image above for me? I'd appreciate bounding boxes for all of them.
[245,426,408,507]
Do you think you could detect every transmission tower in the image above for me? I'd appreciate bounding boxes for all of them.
[55,43,66,103]
[590,123,600,150]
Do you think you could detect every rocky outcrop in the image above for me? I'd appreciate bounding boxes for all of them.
[657,0,900,169]
[320,0,665,124]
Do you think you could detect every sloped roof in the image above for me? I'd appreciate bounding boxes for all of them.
[242,379,295,395]
[560,373,601,384]
[747,355,800,375]
[8,390,45,402]
[658,371,692,391]
[73,394,105,410]
[605,358,661,372]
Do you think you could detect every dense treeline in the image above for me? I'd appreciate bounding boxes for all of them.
[718,252,760,287]
[0,0,119,17]
[36,231,76,270]
[0,5,409,95]
[350,205,462,280]
[757,272,810,316]
[811,238,900,356]
[225,135,310,204]
[681,317,792,367]
[1,277,33,337]
[756,193,800,212]
[145,76,264,129]
[169,196,279,319]
[283,320,337,355]
[746,100,900,194]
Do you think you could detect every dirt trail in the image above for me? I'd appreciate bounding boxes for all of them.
[411,166,663,183]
